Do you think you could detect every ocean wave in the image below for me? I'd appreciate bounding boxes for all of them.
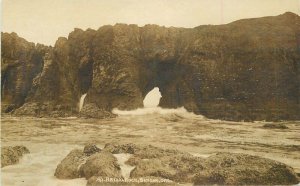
[112,106,205,120]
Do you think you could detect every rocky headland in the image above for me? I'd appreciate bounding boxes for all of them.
[1,12,300,121]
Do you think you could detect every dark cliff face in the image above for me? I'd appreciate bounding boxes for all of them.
[2,12,299,121]
[1,32,46,113]
[190,12,300,121]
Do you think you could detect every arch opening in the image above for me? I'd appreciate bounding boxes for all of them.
[143,87,162,108]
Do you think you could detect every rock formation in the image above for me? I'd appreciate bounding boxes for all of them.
[1,145,30,167]
[55,143,299,185]
[1,12,299,121]
[193,152,299,185]
[1,32,47,113]
[54,149,87,179]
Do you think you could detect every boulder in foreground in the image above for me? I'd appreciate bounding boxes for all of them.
[80,151,122,179]
[1,145,30,167]
[54,149,87,179]
[193,152,299,185]
[55,144,122,180]
[55,143,299,185]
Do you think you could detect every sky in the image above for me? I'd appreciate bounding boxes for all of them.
[2,0,300,46]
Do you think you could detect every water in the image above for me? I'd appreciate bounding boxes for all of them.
[1,143,87,186]
[78,93,87,111]
[113,154,135,179]
[1,108,300,185]
[112,106,202,117]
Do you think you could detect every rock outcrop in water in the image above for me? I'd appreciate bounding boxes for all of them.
[1,145,30,167]
[54,149,87,179]
[55,143,299,185]
[55,144,122,180]
[194,152,299,185]
[1,12,300,121]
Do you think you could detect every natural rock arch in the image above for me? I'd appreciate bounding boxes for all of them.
[2,12,300,121]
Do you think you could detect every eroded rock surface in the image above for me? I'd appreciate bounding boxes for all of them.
[2,12,300,121]
[84,144,101,156]
[194,153,299,185]
[54,149,87,179]
[110,143,299,185]
[80,151,122,179]
[1,145,30,167]
[55,144,122,180]
[1,33,47,113]
[55,143,299,185]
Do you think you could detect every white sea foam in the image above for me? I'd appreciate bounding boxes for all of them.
[1,143,87,186]
[79,93,87,111]
[113,153,135,179]
[112,106,206,121]
[113,106,189,115]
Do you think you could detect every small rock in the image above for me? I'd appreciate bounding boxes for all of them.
[1,145,30,167]
[12,146,30,156]
[263,123,289,129]
[84,144,101,156]
[80,103,116,119]
[103,143,139,154]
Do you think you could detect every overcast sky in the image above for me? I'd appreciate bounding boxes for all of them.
[2,0,300,46]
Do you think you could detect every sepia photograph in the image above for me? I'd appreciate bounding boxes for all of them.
[1,0,300,185]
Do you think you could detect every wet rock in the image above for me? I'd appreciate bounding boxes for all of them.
[103,143,140,154]
[13,102,40,116]
[14,102,76,117]
[12,146,30,156]
[130,159,176,180]
[55,145,121,180]
[84,144,101,156]
[80,151,122,179]
[55,143,300,185]
[103,143,186,159]
[193,153,299,185]
[129,153,204,183]
[263,123,289,129]
[162,114,185,122]
[1,145,30,167]
[105,143,204,183]
[104,143,300,184]
[80,103,116,119]
[54,149,87,179]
